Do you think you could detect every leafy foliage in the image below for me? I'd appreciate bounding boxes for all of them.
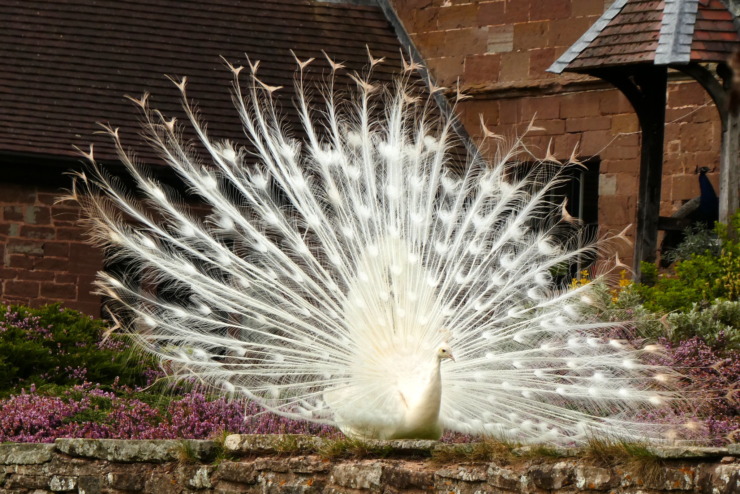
[662,225,721,265]
[666,301,740,350]
[628,212,740,313]
[0,304,153,396]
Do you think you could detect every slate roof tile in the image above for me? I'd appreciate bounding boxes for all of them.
[0,0,407,166]
[549,0,740,73]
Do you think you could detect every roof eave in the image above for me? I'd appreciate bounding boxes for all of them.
[547,0,630,74]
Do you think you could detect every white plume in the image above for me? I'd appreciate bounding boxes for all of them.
[69,53,684,443]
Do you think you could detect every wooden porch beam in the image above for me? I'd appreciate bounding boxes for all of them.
[676,63,738,224]
[592,66,668,280]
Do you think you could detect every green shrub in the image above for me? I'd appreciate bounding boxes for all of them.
[662,225,721,265]
[665,301,740,350]
[629,258,724,313]
[628,212,740,313]
[0,303,154,396]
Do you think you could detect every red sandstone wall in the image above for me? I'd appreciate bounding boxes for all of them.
[0,180,102,316]
[0,1,726,313]
[392,0,723,265]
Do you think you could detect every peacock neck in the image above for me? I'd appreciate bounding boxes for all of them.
[396,357,443,439]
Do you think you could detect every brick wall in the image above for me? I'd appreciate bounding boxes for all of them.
[392,0,723,265]
[0,176,102,316]
[0,1,727,313]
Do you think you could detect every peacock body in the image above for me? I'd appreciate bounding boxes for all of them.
[70,52,683,444]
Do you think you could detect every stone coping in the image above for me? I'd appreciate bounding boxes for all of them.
[222,434,737,460]
[1,435,734,465]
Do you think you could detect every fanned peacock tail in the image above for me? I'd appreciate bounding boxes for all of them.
[67,51,688,444]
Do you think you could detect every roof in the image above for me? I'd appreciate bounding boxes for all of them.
[0,0,405,165]
[549,0,740,74]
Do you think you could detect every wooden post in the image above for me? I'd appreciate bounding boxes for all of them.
[594,67,668,280]
[721,110,740,224]
[633,68,667,272]
[678,63,737,225]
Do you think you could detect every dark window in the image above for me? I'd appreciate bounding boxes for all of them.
[507,157,600,280]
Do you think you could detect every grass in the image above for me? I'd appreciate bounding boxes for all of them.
[517,444,566,459]
[431,437,518,464]
[317,437,393,459]
[582,437,665,485]
[582,437,659,465]
[177,439,199,464]
[207,430,238,466]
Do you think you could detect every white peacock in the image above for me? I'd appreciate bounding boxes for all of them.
[69,51,683,443]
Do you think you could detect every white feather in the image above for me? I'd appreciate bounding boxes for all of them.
[73,54,684,444]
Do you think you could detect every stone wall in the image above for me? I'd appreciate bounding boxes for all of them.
[0,167,102,316]
[390,0,724,265]
[1,436,738,493]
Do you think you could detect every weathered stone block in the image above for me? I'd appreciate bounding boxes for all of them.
[487,464,521,491]
[565,116,611,133]
[436,466,488,482]
[463,53,501,86]
[648,446,730,459]
[214,461,258,485]
[331,462,383,489]
[55,438,217,463]
[499,52,530,82]
[49,475,77,492]
[642,465,694,491]
[253,458,292,473]
[261,471,324,494]
[381,465,434,490]
[531,51,557,80]
[0,443,55,465]
[77,475,102,494]
[186,465,213,490]
[531,0,571,20]
[513,21,550,51]
[529,461,574,490]
[224,434,323,455]
[437,4,478,30]
[487,24,514,53]
[213,479,259,493]
[106,471,146,491]
[574,465,613,490]
[145,470,188,494]
[478,1,505,26]
[502,0,528,23]
[697,464,740,494]
[6,474,49,490]
[287,457,331,474]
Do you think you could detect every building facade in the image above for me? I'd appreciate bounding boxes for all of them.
[391,0,724,266]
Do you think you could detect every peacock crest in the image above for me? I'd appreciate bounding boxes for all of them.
[67,50,685,444]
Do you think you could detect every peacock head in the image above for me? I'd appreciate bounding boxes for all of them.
[437,343,455,362]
